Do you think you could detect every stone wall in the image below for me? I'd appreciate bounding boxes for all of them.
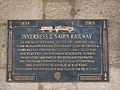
[0,0,120,90]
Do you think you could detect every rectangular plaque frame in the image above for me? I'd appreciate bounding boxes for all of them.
[7,20,109,82]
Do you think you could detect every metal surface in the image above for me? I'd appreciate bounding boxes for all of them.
[7,20,109,82]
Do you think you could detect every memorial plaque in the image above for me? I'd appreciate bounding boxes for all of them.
[7,20,109,82]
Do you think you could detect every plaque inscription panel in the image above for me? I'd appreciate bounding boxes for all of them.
[7,20,109,82]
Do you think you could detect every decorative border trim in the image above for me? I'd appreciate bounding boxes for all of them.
[7,21,13,81]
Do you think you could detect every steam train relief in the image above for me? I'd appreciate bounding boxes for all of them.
[39,25,74,33]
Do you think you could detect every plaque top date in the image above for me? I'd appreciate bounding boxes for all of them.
[7,20,109,82]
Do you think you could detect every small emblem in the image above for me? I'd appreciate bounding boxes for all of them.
[39,25,74,33]
[55,72,61,80]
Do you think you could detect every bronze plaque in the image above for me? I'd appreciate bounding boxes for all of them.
[7,20,109,82]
